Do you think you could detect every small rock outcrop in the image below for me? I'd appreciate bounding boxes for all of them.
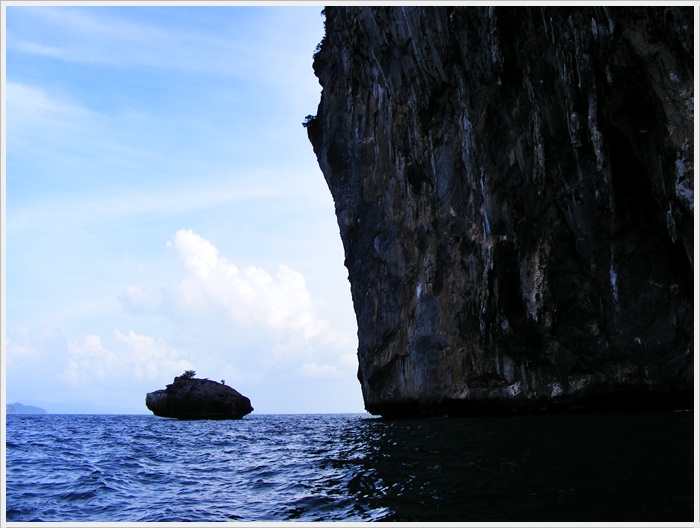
[307,7,694,417]
[146,375,253,420]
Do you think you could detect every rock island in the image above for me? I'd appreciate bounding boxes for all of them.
[146,371,253,420]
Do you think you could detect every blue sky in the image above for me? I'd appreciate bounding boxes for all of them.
[3,4,366,414]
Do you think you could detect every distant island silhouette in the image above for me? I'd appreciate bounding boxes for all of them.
[7,403,47,414]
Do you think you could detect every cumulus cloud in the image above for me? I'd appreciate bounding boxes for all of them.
[60,330,192,386]
[5,323,197,413]
[8,233,356,411]
[117,229,357,387]
[63,334,117,384]
[164,228,338,345]
[7,326,42,360]
[6,326,65,368]
[114,329,193,381]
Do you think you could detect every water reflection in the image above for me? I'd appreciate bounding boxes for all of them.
[343,412,693,522]
[6,412,692,522]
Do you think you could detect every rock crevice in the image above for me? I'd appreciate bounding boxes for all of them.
[307,7,694,417]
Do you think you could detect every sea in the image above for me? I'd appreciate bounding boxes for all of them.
[4,411,695,523]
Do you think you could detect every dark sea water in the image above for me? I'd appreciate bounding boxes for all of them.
[5,411,695,522]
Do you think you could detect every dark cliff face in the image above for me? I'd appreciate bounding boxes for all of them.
[307,7,694,417]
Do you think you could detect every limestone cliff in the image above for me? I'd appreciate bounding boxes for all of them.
[307,7,694,417]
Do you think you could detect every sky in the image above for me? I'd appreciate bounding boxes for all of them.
[2,3,367,414]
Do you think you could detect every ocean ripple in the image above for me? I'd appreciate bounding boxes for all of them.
[5,412,694,522]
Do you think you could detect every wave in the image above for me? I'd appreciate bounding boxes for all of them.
[5,412,695,522]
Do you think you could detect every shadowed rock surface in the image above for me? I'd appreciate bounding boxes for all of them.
[146,376,253,420]
[307,7,694,417]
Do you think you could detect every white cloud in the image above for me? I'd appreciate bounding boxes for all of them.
[9,7,203,69]
[4,6,361,414]
[6,341,39,362]
[6,326,74,401]
[14,40,72,61]
[120,285,163,314]
[5,324,199,413]
[8,6,322,82]
[6,81,94,133]
[6,82,309,239]
[6,326,63,366]
[114,329,193,382]
[63,334,117,384]
[60,330,191,386]
[118,229,357,386]
[166,229,338,346]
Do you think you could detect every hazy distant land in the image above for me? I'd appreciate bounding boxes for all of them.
[7,403,48,415]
